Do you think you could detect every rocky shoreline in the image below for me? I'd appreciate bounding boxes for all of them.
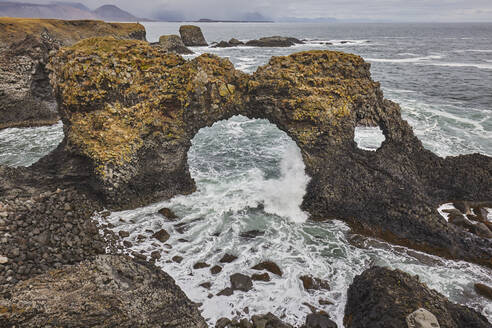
[0,18,146,131]
[0,20,491,327]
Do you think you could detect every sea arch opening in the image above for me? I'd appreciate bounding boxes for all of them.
[186,115,310,223]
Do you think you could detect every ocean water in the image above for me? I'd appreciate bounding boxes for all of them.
[1,23,491,326]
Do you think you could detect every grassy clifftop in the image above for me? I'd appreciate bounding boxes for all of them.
[0,17,146,46]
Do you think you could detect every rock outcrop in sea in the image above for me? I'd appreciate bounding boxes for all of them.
[0,18,146,130]
[44,37,491,268]
[179,25,208,46]
[344,267,491,328]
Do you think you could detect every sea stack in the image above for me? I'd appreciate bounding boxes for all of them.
[179,25,208,46]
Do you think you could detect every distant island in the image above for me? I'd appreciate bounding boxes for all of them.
[196,18,273,23]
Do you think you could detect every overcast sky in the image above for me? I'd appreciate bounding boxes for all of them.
[15,0,492,22]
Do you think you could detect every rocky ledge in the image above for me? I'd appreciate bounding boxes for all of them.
[0,254,206,328]
[43,37,491,268]
[344,267,491,328]
[0,18,146,130]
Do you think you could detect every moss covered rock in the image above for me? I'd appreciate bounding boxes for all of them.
[46,37,492,268]
[158,34,193,54]
[0,18,146,130]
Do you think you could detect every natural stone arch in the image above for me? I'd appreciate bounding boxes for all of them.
[43,37,491,267]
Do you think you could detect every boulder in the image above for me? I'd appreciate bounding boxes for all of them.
[230,273,253,292]
[246,36,304,47]
[406,308,440,328]
[304,312,338,328]
[0,18,146,130]
[251,272,270,282]
[211,265,222,274]
[0,255,207,327]
[344,267,490,328]
[158,35,193,54]
[213,41,233,48]
[252,261,282,276]
[220,253,238,263]
[179,25,208,46]
[152,229,170,243]
[158,207,179,220]
[474,283,492,300]
[229,38,244,46]
[300,275,330,291]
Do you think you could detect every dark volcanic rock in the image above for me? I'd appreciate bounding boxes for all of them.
[152,229,170,243]
[304,313,338,328]
[193,262,210,269]
[246,36,304,47]
[230,273,253,292]
[158,35,193,54]
[220,253,238,263]
[0,255,207,327]
[179,25,208,46]
[475,283,492,300]
[251,272,270,282]
[300,275,330,291]
[344,267,490,328]
[158,207,179,220]
[44,38,492,268]
[229,38,244,46]
[217,313,293,328]
[0,18,146,130]
[213,41,233,48]
[252,261,282,276]
[211,265,222,274]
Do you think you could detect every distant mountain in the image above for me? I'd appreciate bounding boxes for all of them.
[0,1,147,21]
[0,2,98,19]
[93,4,138,22]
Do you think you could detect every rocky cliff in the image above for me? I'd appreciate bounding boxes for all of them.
[44,37,492,268]
[0,18,146,130]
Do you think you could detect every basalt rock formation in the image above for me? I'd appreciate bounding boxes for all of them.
[0,255,207,328]
[158,34,194,54]
[179,25,208,46]
[0,18,146,130]
[344,267,491,328]
[43,37,491,268]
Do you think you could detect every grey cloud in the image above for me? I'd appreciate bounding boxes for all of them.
[7,0,492,21]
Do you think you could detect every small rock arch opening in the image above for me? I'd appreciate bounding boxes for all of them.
[188,115,310,223]
[354,125,386,151]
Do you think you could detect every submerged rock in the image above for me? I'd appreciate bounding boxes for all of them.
[230,273,253,292]
[0,255,207,327]
[152,229,170,243]
[246,36,304,47]
[213,40,233,48]
[158,35,193,54]
[300,275,330,291]
[474,283,492,300]
[344,267,490,328]
[158,207,179,220]
[252,261,282,276]
[42,37,492,268]
[0,18,146,130]
[179,25,208,46]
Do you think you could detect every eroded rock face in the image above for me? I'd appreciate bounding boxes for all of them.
[0,255,207,328]
[344,267,490,328]
[0,18,146,130]
[45,37,491,267]
[179,25,208,46]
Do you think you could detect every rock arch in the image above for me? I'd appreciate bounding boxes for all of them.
[43,37,491,266]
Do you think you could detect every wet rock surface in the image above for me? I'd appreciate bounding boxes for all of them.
[344,267,491,328]
[0,255,207,328]
[179,25,208,46]
[44,37,491,267]
[0,18,146,130]
[216,312,294,328]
